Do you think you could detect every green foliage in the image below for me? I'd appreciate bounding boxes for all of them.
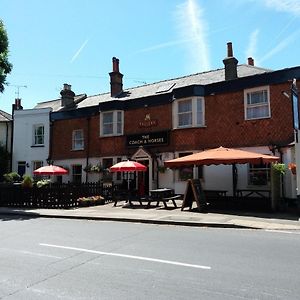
[83,163,103,173]
[3,171,20,183]
[36,179,51,188]
[272,163,286,175]
[0,143,10,180]
[0,19,13,93]
[21,174,33,188]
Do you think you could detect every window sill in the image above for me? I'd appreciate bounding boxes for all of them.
[71,149,84,151]
[245,116,271,121]
[173,125,207,130]
[100,134,123,138]
[31,145,45,148]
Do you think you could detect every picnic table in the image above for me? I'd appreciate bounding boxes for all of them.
[236,189,271,199]
[148,188,180,208]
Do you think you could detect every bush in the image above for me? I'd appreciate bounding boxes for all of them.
[36,179,51,188]
[3,172,21,183]
[21,174,33,188]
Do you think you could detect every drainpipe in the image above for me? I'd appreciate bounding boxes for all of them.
[85,117,91,183]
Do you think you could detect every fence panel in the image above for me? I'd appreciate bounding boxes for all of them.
[0,182,114,209]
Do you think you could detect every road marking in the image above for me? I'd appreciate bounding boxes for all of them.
[40,243,211,270]
[266,229,300,235]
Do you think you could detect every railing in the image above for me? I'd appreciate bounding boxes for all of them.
[0,182,114,209]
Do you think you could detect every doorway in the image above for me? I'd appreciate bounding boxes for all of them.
[131,147,153,195]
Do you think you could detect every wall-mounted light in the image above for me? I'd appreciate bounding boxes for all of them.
[282,91,290,99]
[26,162,30,168]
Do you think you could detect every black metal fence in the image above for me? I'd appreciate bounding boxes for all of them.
[0,182,115,209]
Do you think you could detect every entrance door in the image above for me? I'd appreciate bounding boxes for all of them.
[138,160,149,196]
[18,161,26,178]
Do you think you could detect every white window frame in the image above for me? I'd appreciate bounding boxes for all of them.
[173,97,205,129]
[72,129,84,150]
[33,124,44,146]
[244,86,271,120]
[100,110,124,137]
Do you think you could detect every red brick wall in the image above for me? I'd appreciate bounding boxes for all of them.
[52,82,295,159]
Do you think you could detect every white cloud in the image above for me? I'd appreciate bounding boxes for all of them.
[262,0,300,15]
[246,29,260,61]
[175,0,210,72]
[258,29,300,64]
[70,38,89,63]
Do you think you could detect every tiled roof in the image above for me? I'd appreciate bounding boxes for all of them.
[76,64,271,109]
[0,110,12,122]
[36,64,271,111]
[34,94,87,112]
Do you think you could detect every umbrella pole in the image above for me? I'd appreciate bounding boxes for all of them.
[232,163,237,198]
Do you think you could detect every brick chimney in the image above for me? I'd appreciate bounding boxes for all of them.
[60,83,75,108]
[12,98,23,113]
[109,57,123,97]
[247,57,254,66]
[223,42,238,81]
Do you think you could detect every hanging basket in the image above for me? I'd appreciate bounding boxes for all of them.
[288,163,296,175]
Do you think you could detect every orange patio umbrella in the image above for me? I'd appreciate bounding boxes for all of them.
[164,146,279,168]
[164,147,280,197]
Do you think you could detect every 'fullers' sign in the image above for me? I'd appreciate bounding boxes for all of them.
[127,131,169,147]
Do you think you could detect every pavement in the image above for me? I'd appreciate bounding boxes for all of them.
[1,199,300,230]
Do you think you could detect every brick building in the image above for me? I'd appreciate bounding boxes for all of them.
[35,43,300,198]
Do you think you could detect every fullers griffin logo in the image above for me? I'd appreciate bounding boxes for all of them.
[139,113,158,128]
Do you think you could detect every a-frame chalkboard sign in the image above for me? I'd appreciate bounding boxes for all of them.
[181,179,206,212]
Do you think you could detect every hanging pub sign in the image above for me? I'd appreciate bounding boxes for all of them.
[126,130,169,147]
[291,79,299,131]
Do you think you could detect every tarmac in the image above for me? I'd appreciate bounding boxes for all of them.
[1,199,300,231]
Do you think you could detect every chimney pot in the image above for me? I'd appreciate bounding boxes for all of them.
[112,57,119,73]
[227,42,233,57]
[247,57,254,66]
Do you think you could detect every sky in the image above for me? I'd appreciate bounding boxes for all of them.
[1,0,300,114]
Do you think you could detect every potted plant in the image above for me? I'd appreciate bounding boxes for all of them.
[21,174,33,188]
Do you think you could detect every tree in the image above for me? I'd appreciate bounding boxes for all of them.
[0,143,10,181]
[0,19,12,93]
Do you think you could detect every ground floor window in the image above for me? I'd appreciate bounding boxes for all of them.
[102,158,113,182]
[72,165,82,184]
[32,160,43,180]
[248,162,270,186]
[178,153,203,181]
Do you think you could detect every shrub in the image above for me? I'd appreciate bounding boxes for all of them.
[3,172,21,183]
[21,174,33,188]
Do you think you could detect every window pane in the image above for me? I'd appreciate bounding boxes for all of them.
[248,163,270,186]
[34,125,44,145]
[178,100,192,113]
[179,112,192,126]
[103,124,113,135]
[72,165,82,184]
[196,98,203,125]
[103,112,113,123]
[72,130,84,150]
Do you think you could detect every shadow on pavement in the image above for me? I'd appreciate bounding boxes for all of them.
[0,211,39,222]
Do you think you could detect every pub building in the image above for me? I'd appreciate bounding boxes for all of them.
[39,43,300,200]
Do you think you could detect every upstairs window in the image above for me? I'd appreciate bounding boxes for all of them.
[174,97,205,128]
[101,111,123,136]
[245,87,270,120]
[33,125,44,146]
[72,129,84,150]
